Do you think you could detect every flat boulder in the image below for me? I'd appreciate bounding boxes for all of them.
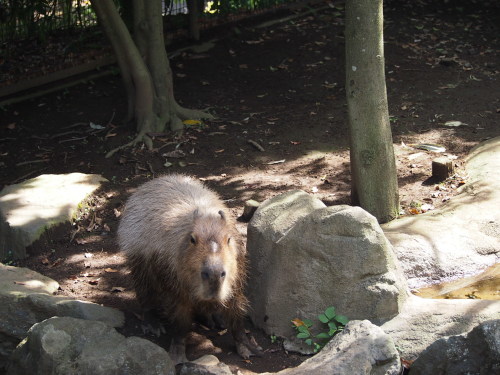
[7,317,175,375]
[0,264,124,372]
[381,295,500,360]
[383,137,500,288]
[0,173,107,261]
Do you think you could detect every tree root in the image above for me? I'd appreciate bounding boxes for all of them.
[105,131,151,158]
[105,107,213,158]
[175,105,215,122]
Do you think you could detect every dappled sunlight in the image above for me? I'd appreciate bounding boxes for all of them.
[199,150,351,206]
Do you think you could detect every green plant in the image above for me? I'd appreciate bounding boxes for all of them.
[3,250,14,266]
[292,306,349,353]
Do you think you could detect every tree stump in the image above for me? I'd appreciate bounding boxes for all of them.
[240,200,260,222]
[432,157,454,180]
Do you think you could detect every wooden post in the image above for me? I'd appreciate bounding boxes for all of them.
[432,157,454,180]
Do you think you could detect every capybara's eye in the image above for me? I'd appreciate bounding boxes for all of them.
[190,235,196,244]
[227,237,231,245]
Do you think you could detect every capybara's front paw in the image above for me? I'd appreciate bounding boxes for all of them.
[235,334,264,359]
[168,340,188,365]
[140,310,166,337]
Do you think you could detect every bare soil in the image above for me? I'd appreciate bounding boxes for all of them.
[1,0,498,373]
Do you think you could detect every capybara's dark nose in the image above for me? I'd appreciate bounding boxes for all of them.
[201,264,226,282]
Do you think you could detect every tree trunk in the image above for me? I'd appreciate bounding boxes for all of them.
[187,0,200,41]
[90,0,211,157]
[345,0,399,223]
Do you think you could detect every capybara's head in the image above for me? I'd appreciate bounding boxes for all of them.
[179,209,239,304]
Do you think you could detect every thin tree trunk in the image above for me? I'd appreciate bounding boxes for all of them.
[187,0,200,41]
[345,0,399,223]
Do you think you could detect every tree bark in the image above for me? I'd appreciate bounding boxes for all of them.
[345,0,399,223]
[90,0,212,157]
[187,0,201,41]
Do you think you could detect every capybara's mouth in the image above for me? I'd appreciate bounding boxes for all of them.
[203,290,222,301]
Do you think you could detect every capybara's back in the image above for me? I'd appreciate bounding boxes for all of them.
[118,174,245,325]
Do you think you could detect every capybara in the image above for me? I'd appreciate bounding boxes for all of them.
[118,174,262,363]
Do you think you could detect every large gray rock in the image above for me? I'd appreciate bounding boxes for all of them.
[0,264,124,372]
[383,137,500,289]
[409,319,500,375]
[0,173,107,261]
[261,320,401,375]
[381,295,500,360]
[247,191,408,352]
[7,317,175,375]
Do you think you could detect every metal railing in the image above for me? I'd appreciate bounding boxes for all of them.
[0,0,293,42]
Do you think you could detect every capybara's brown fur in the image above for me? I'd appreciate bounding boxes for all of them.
[118,174,260,362]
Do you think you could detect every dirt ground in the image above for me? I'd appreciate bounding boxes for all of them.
[1,0,499,373]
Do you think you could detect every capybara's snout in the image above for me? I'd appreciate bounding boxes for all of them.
[201,261,227,297]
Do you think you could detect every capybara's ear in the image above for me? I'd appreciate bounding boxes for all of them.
[218,210,226,221]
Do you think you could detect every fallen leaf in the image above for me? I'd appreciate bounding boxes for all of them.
[51,258,63,267]
[246,39,263,44]
[84,252,93,258]
[443,121,466,127]
[104,268,118,273]
[265,159,285,165]
[291,318,305,327]
[401,359,414,369]
[410,143,446,152]
[421,203,434,212]
[162,150,186,158]
[89,122,105,130]
[183,119,202,126]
